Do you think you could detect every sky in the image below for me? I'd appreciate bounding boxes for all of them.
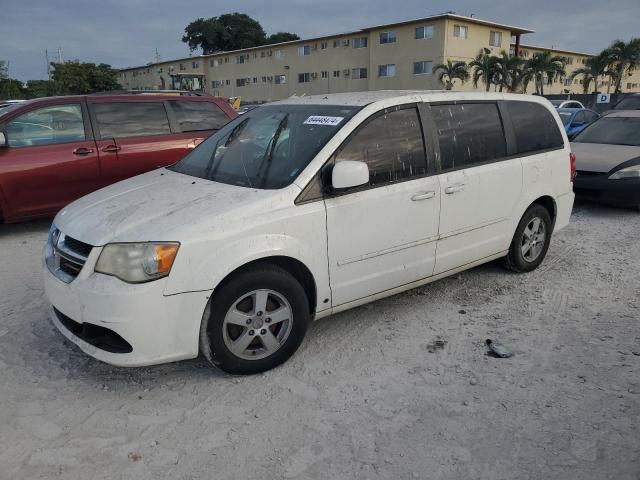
[1,0,639,81]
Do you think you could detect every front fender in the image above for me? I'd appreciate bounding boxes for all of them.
[164,232,330,313]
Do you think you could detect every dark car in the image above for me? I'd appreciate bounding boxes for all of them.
[0,94,237,223]
[612,93,640,110]
[571,110,640,209]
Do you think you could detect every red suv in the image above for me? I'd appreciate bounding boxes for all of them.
[0,94,237,223]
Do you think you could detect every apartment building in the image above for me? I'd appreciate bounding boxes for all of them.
[117,13,640,100]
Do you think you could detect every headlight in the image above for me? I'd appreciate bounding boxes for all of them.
[95,242,179,283]
[609,165,640,179]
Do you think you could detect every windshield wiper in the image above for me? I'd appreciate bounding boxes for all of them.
[257,114,289,188]
[204,118,250,179]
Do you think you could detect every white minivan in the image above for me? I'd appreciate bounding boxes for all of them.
[44,91,575,374]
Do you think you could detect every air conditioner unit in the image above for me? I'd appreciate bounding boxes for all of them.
[343,69,350,76]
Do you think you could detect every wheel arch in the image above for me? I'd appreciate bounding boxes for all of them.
[212,255,318,315]
[530,195,557,229]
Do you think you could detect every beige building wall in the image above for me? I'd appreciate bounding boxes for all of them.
[117,13,640,100]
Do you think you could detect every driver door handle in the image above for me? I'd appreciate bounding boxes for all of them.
[445,183,466,194]
[411,191,436,201]
[72,147,94,156]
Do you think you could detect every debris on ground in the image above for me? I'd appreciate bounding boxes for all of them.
[425,339,447,353]
[486,339,513,358]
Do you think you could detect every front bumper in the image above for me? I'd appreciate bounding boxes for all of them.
[44,256,212,367]
[574,172,640,208]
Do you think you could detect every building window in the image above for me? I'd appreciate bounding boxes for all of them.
[413,61,433,75]
[415,25,434,39]
[275,50,284,59]
[352,68,367,79]
[225,79,230,85]
[224,57,229,63]
[333,40,340,48]
[275,74,287,84]
[212,80,222,88]
[320,41,328,50]
[192,61,199,68]
[179,63,186,71]
[489,31,502,47]
[298,45,311,56]
[321,71,328,78]
[210,59,218,67]
[298,72,311,83]
[353,37,368,48]
[252,77,258,84]
[379,31,397,44]
[332,70,340,78]
[236,55,244,64]
[252,53,257,59]
[236,78,247,87]
[453,25,468,38]
[378,64,396,77]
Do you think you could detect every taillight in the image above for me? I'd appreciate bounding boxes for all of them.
[569,152,576,182]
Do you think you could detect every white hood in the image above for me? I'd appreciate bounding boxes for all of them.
[54,169,282,246]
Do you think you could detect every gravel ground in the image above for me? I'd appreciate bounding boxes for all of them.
[0,202,639,480]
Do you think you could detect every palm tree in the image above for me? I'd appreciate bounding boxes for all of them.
[469,48,500,92]
[526,51,566,95]
[433,60,469,90]
[606,38,640,93]
[493,52,531,93]
[571,51,611,93]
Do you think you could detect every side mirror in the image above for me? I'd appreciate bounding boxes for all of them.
[0,132,6,147]
[332,160,369,190]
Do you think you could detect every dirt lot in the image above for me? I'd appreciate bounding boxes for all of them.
[0,202,639,480]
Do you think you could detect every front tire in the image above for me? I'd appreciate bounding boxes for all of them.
[200,264,311,375]
[503,205,552,273]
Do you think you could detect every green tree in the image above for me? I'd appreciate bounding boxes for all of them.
[606,38,640,93]
[50,61,121,95]
[265,32,300,45]
[182,13,298,53]
[493,52,534,93]
[433,60,469,90]
[469,48,500,91]
[526,51,566,95]
[571,51,612,93]
[0,78,28,100]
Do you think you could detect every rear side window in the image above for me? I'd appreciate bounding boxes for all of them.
[431,102,507,170]
[93,102,171,138]
[334,107,426,186]
[169,101,229,132]
[506,101,563,154]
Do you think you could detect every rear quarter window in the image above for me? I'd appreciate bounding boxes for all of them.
[169,100,230,132]
[506,101,564,154]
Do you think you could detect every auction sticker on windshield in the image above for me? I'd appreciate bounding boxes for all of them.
[303,116,344,126]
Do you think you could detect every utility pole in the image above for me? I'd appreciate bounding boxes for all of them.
[155,48,161,63]
[57,46,63,64]
[45,49,51,79]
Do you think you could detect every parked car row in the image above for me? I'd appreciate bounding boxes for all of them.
[0,94,237,222]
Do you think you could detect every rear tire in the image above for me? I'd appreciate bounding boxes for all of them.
[200,264,311,375]
[503,205,552,273]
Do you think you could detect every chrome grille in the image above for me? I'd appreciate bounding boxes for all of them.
[45,228,93,283]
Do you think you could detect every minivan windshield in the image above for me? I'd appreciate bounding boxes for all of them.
[572,116,640,146]
[169,104,359,189]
